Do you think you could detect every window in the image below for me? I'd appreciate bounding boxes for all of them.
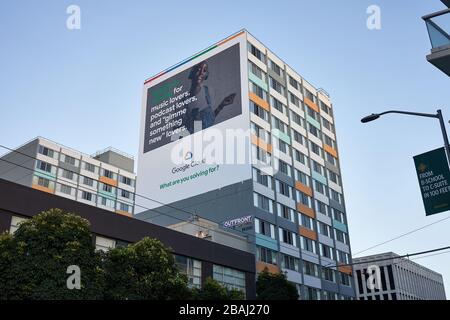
[293,151,308,167]
[269,59,283,77]
[291,111,305,128]
[119,202,130,212]
[249,81,267,100]
[252,145,271,165]
[83,162,97,173]
[275,159,292,177]
[303,261,319,277]
[81,191,94,202]
[36,160,52,173]
[275,180,292,198]
[252,168,273,189]
[120,175,132,186]
[300,236,316,254]
[295,169,309,186]
[269,76,285,95]
[175,255,202,288]
[250,101,269,122]
[251,122,270,144]
[331,189,342,204]
[309,124,321,139]
[318,221,331,237]
[280,228,295,246]
[102,169,115,179]
[304,286,321,300]
[307,107,320,122]
[95,236,115,252]
[99,196,115,208]
[322,268,336,282]
[281,254,299,272]
[289,93,300,107]
[300,214,313,230]
[333,209,346,224]
[296,190,312,208]
[248,43,266,63]
[248,61,265,80]
[328,170,340,185]
[270,96,287,115]
[256,246,277,265]
[326,152,337,166]
[277,203,295,222]
[335,229,348,244]
[60,168,75,181]
[315,200,328,216]
[213,265,246,293]
[322,117,333,132]
[272,116,288,134]
[120,189,131,199]
[101,183,113,193]
[254,218,275,239]
[292,130,306,146]
[34,176,51,188]
[10,215,28,234]
[288,76,299,90]
[312,160,324,175]
[310,141,322,157]
[60,184,72,195]
[337,250,349,264]
[313,180,328,196]
[38,145,54,158]
[277,139,290,156]
[320,101,331,115]
[62,154,76,166]
[82,176,94,187]
[340,273,351,286]
[304,89,316,103]
[320,244,334,260]
[324,135,335,148]
[253,192,274,213]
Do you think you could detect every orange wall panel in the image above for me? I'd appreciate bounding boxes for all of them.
[249,92,270,112]
[116,210,133,218]
[324,144,338,158]
[339,264,353,275]
[32,184,54,194]
[256,261,280,274]
[304,97,319,113]
[295,181,313,197]
[99,176,118,187]
[251,134,272,154]
[296,203,315,218]
[299,227,317,241]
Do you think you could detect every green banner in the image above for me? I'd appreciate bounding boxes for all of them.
[413,147,450,216]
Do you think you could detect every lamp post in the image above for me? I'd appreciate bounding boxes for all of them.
[361,109,450,166]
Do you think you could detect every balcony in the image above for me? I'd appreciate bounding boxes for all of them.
[423,6,450,76]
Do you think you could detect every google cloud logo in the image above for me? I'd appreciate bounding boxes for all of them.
[185,151,193,160]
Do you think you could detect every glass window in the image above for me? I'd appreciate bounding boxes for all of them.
[300,236,316,254]
[272,116,288,134]
[102,169,115,179]
[252,167,273,189]
[275,159,292,177]
[60,184,72,195]
[10,215,28,234]
[296,190,312,208]
[275,180,292,198]
[175,255,202,289]
[328,170,340,185]
[291,111,305,128]
[248,61,266,80]
[270,96,287,115]
[81,190,94,202]
[315,200,328,216]
[320,244,334,260]
[82,176,95,187]
[254,218,275,239]
[269,59,283,77]
[269,76,285,95]
[318,221,331,237]
[295,169,309,186]
[251,122,270,144]
[38,145,55,158]
[83,162,97,173]
[252,145,271,165]
[304,89,316,103]
[253,192,274,213]
[277,203,295,222]
[95,236,115,252]
[280,228,295,246]
[309,124,321,139]
[36,160,52,173]
[310,141,322,157]
[303,261,319,277]
[313,180,328,196]
[300,214,313,229]
[257,246,278,265]
[312,160,324,175]
[249,81,267,100]
[250,101,269,122]
[288,76,300,90]
[248,43,266,63]
[62,154,77,166]
[322,268,336,282]
[99,196,115,208]
[213,265,246,294]
[120,175,133,186]
[281,254,299,272]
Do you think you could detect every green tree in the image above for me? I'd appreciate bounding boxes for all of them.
[103,237,190,300]
[191,277,245,300]
[0,208,104,299]
[256,268,299,300]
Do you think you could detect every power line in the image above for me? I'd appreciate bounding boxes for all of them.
[352,215,450,257]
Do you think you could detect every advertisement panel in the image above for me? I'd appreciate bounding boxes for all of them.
[136,32,251,210]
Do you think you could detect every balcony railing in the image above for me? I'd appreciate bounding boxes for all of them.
[423,8,450,51]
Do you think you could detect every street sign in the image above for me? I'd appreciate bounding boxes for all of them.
[413,147,450,216]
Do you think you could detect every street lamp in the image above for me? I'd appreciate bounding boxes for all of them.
[361,109,450,165]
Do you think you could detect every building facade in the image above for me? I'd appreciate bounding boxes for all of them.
[0,178,256,298]
[136,30,355,299]
[0,137,136,217]
[353,252,446,300]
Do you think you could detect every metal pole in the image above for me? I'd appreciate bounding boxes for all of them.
[437,109,450,166]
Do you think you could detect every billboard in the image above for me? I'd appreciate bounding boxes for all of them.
[137,32,252,210]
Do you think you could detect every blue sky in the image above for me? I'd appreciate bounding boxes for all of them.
[1,0,449,297]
